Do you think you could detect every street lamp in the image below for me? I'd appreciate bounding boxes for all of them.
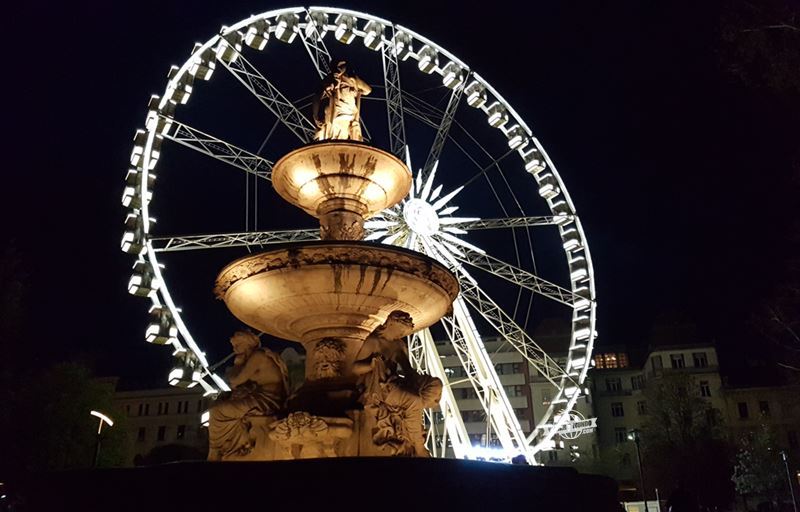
[628,429,648,512]
[780,450,798,512]
[90,410,114,468]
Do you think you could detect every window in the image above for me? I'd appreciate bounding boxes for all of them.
[177,400,190,414]
[759,401,770,417]
[631,375,644,390]
[137,427,146,442]
[177,425,186,440]
[651,355,663,371]
[670,354,685,369]
[614,427,627,444]
[125,404,131,415]
[163,402,169,415]
[197,399,203,413]
[692,352,708,368]
[157,402,163,415]
[706,408,720,427]
[505,385,524,397]
[605,378,622,392]
[460,388,478,399]
[621,453,631,466]
[611,402,624,417]
[699,381,711,397]
[738,402,749,419]
[144,403,150,416]
[547,451,558,462]
[637,401,648,415]
[137,403,144,416]
[593,353,630,369]
[461,410,484,423]
[157,426,167,442]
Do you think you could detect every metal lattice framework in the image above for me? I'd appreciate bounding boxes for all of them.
[122,6,597,463]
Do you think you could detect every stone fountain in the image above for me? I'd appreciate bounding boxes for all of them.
[208,60,459,461]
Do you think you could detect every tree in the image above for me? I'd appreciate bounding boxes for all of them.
[640,372,733,508]
[732,424,787,509]
[0,362,129,478]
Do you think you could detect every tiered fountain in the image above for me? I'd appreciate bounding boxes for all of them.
[210,61,459,460]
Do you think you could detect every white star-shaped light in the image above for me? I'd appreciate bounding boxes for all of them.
[364,153,485,268]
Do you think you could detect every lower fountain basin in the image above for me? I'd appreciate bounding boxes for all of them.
[214,242,460,344]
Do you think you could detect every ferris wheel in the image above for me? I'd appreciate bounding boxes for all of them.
[121,6,597,462]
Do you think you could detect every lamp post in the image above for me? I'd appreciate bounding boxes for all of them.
[628,429,648,512]
[90,410,114,468]
[781,450,798,512]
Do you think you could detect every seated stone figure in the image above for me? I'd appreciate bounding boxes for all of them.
[353,311,442,457]
[208,330,289,460]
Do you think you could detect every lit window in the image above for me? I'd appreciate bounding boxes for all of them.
[692,352,708,368]
[670,354,685,369]
[700,381,711,397]
[617,353,629,368]
[611,402,624,417]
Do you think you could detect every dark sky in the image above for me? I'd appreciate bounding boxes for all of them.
[3,0,798,387]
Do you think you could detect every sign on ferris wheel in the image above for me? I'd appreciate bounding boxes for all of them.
[544,411,598,440]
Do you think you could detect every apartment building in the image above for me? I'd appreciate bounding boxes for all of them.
[114,386,210,465]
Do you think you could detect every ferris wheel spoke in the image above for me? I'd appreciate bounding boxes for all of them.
[216,42,316,143]
[457,273,578,390]
[299,10,332,78]
[381,25,407,158]
[455,247,581,308]
[443,299,534,460]
[454,215,571,231]
[408,328,471,459]
[151,228,319,252]
[163,118,273,180]
[419,79,467,185]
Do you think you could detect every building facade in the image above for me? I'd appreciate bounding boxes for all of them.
[114,387,210,465]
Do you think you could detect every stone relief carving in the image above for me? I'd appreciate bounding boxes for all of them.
[311,337,347,379]
[207,331,289,460]
[269,412,354,459]
[354,311,443,457]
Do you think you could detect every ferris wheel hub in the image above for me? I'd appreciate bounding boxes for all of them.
[403,198,440,236]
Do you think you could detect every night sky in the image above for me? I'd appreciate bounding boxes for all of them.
[4,0,798,388]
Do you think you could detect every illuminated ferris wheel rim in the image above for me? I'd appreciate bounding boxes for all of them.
[123,5,598,460]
